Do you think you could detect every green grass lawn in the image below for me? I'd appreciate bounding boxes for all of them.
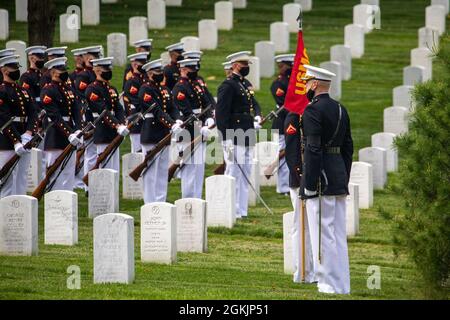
[0,0,447,299]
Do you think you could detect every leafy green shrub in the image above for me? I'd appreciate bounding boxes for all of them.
[394,36,450,297]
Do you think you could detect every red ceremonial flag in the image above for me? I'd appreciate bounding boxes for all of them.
[284,30,310,115]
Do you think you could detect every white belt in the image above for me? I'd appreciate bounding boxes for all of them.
[130,104,136,110]
[47,116,70,122]
[93,111,114,118]
[35,97,41,102]
[144,114,155,119]
[13,116,27,122]
[192,108,201,114]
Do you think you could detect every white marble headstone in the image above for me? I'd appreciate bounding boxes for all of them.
[215,1,233,31]
[361,0,379,5]
[44,190,78,245]
[393,85,414,111]
[147,0,166,29]
[180,36,200,52]
[198,19,218,50]
[418,27,439,49]
[320,61,341,100]
[371,132,398,172]
[129,17,148,46]
[141,202,177,264]
[353,4,379,33]
[270,22,290,53]
[256,141,279,187]
[383,106,409,135]
[6,40,26,74]
[205,175,236,228]
[403,65,425,86]
[432,0,449,14]
[107,33,127,67]
[294,0,312,11]
[175,198,207,253]
[411,47,432,81]
[349,161,373,209]
[283,211,295,274]
[345,24,365,58]
[426,5,446,35]
[82,0,100,26]
[247,56,260,91]
[230,0,247,9]
[15,0,27,22]
[0,9,9,40]
[359,147,387,190]
[26,148,43,193]
[255,41,275,78]
[59,14,79,43]
[94,213,134,284]
[0,195,38,256]
[88,169,119,218]
[346,183,359,237]
[283,3,301,33]
[330,45,352,81]
[248,159,260,206]
[122,153,144,200]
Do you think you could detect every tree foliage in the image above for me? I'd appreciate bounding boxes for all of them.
[394,35,450,297]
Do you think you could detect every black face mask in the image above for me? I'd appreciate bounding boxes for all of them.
[239,66,250,77]
[137,65,144,74]
[59,71,69,82]
[187,71,198,80]
[176,55,184,62]
[8,70,20,81]
[152,73,164,84]
[306,89,315,102]
[101,70,113,81]
[35,60,45,69]
[285,68,293,77]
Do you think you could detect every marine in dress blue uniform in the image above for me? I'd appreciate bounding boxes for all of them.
[0,55,38,197]
[39,47,67,89]
[163,42,184,91]
[122,39,152,90]
[139,59,182,203]
[216,51,262,218]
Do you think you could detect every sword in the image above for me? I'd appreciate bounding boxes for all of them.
[232,150,273,215]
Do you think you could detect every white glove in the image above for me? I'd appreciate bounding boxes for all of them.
[68,130,82,147]
[304,188,318,196]
[200,126,211,138]
[175,119,183,126]
[253,121,262,130]
[117,125,129,137]
[14,142,28,156]
[21,133,33,145]
[205,117,215,127]
[171,122,183,135]
[221,139,234,162]
[254,115,262,123]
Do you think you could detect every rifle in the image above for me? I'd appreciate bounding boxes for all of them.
[168,123,216,182]
[0,122,53,182]
[263,149,286,179]
[82,103,157,186]
[0,111,50,181]
[32,109,108,200]
[213,106,286,175]
[129,105,213,182]
[74,129,94,176]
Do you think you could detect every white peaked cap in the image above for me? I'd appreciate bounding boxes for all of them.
[0,55,21,67]
[302,64,336,82]
[127,52,149,62]
[133,39,153,48]
[165,42,184,52]
[142,59,163,72]
[178,58,200,68]
[45,46,68,56]
[182,50,203,59]
[25,46,47,55]
[226,51,252,63]
[43,57,67,70]
[274,54,295,63]
[90,57,114,68]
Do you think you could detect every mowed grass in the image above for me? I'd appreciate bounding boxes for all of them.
[0,0,446,299]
